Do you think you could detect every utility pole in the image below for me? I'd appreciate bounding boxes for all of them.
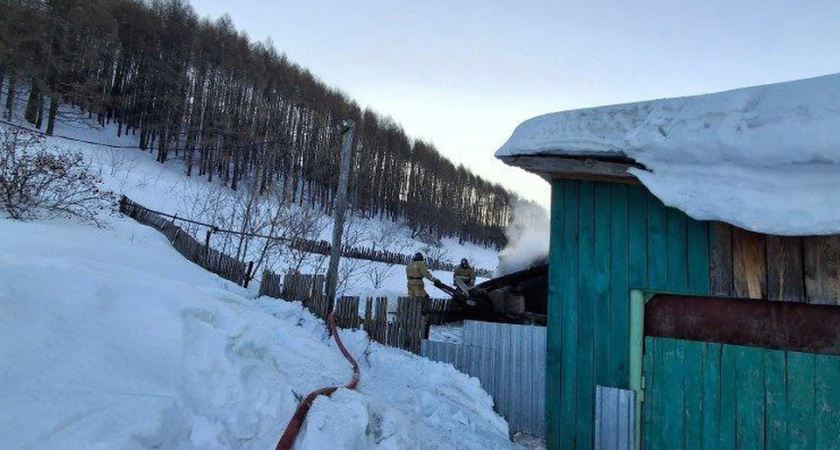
[325,119,355,305]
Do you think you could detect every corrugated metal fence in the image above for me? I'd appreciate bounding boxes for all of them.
[421,321,546,438]
[595,386,637,450]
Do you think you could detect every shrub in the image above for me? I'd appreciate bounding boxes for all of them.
[0,128,114,225]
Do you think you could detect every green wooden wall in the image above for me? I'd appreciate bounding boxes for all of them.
[547,179,711,449]
[643,337,840,450]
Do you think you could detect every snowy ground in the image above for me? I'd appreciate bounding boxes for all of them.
[0,217,518,449]
[6,111,500,301]
[0,106,540,448]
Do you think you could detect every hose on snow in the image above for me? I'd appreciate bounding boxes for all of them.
[275,311,360,450]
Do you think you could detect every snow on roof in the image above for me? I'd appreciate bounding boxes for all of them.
[496,74,840,236]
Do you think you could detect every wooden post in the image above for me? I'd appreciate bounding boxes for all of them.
[325,120,355,305]
[204,230,212,267]
[243,261,254,288]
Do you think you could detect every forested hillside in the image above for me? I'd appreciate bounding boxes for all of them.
[0,0,516,247]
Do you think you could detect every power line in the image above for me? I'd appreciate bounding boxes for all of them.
[121,197,294,242]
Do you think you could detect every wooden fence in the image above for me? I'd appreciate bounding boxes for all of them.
[120,196,251,285]
[120,195,462,354]
[261,272,455,354]
[289,237,493,277]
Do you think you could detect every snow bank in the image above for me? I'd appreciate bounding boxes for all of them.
[0,217,513,449]
[496,73,840,236]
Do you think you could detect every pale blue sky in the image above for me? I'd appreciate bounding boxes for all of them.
[189,0,840,207]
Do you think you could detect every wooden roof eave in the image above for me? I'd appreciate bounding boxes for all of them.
[498,154,646,185]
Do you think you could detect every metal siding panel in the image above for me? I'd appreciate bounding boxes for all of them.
[595,386,637,450]
[426,321,547,438]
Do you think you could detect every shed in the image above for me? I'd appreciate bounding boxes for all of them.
[496,74,840,450]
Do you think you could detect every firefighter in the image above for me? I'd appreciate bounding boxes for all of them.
[453,258,476,287]
[406,252,439,297]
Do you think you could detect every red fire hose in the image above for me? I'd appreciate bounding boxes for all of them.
[275,311,361,450]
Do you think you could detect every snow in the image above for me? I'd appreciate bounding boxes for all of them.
[0,107,520,448]
[496,73,840,236]
[0,218,515,449]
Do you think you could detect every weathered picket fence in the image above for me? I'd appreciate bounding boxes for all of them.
[263,272,454,354]
[121,196,458,355]
[120,196,252,285]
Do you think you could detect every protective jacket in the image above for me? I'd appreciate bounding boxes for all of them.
[453,265,476,287]
[407,260,435,285]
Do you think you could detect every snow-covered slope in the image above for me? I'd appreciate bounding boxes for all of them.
[0,217,514,449]
[496,73,840,236]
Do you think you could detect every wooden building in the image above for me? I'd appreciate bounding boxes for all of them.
[496,76,840,449]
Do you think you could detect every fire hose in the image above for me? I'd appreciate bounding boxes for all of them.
[275,311,360,450]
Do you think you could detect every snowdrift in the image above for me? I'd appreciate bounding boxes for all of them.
[0,218,513,449]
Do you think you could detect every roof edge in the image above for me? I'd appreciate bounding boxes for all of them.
[498,154,645,184]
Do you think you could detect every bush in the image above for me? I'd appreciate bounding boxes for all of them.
[0,128,114,225]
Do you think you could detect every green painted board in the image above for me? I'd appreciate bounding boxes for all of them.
[735,346,765,450]
[647,197,668,290]
[594,183,612,388]
[627,185,648,288]
[687,219,710,295]
[701,343,722,450]
[610,184,630,388]
[665,209,688,292]
[787,352,816,450]
[575,181,595,450]
[764,349,788,450]
[660,339,686,449]
[719,345,737,450]
[643,337,655,450]
[683,341,704,450]
[558,180,580,448]
[815,355,840,450]
[546,180,565,446]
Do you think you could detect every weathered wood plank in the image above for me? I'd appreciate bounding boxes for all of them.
[787,352,816,450]
[815,355,840,450]
[710,222,734,297]
[627,185,648,289]
[647,196,668,291]
[683,341,703,450]
[498,154,642,181]
[687,220,711,295]
[661,339,685,450]
[719,345,737,450]
[610,184,630,388]
[766,235,805,302]
[558,180,579,448]
[803,235,840,305]
[594,183,612,388]
[701,343,722,450]
[576,181,595,450]
[666,209,688,292]
[735,346,765,450]
[764,349,788,450]
[547,179,565,448]
[732,227,767,299]
[643,337,656,450]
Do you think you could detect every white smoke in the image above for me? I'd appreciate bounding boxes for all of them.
[497,199,550,276]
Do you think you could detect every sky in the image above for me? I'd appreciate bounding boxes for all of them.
[187,0,840,208]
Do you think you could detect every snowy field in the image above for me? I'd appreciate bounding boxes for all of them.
[0,217,519,449]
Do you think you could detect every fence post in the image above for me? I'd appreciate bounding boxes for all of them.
[243,261,254,288]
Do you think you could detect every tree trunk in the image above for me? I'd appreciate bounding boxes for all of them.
[4,75,14,119]
[46,91,59,135]
[25,79,41,126]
